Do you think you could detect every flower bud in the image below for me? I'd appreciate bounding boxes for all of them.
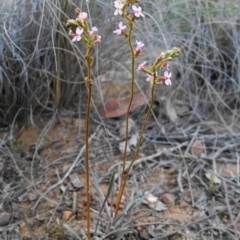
[66,19,80,28]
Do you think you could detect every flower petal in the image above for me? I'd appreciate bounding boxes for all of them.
[76,28,83,35]
[164,71,169,77]
[132,5,137,11]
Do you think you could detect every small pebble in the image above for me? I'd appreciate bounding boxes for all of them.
[161,193,174,205]
[62,210,72,220]
[179,201,189,208]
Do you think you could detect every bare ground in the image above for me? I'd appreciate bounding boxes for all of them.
[1,111,240,240]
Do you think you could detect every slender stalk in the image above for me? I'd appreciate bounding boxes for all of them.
[115,21,135,217]
[115,82,156,216]
[85,84,91,240]
[120,23,134,182]
[85,51,93,240]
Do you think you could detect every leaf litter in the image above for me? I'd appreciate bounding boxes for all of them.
[1,114,240,239]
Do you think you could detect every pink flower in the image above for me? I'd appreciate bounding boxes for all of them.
[78,12,88,21]
[136,40,144,52]
[113,22,126,35]
[137,61,146,71]
[114,1,124,16]
[163,61,169,70]
[164,71,172,85]
[72,27,84,42]
[146,74,154,82]
[132,5,144,18]
[95,35,101,42]
[89,26,98,35]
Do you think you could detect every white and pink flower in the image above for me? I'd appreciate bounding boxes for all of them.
[72,27,84,42]
[132,5,144,18]
[146,74,154,82]
[163,61,170,71]
[114,1,124,16]
[135,40,144,52]
[137,61,146,71]
[89,26,98,35]
[95,35,101,42]
[78,12,88,21]
[164,71,172,85]
[113,22,126,35]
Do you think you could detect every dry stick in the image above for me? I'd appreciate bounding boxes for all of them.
[177,168,183,193]
[179,147,194,206]
[181,125,201,206]
[115,82,156,216]
[107,142,187,174]
[222,180,238,237]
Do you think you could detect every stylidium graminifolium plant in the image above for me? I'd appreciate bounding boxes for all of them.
[112,0,180,216]
[66,8,102,239]
[65,0,180,237]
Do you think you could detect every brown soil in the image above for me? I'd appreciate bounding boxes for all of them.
[1,118,240,240]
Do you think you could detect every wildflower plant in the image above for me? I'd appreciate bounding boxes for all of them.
[112,0,180,216]
[66,8,101,240]
[66,1,180,238]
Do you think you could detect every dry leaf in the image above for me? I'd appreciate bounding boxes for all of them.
[119,132,139,154]
[179,201,189,208]
[60,117,72,124]
[100,91,147,118]
[63,164,71,172]
[166,98,178,125]
[129,132,139,147]
[28,192,37,201]
[191,139,205,155]
[69,173,84,189]
[119,141,131,154]
[205,171,221,184]
[217,162,240,177]
[149,201,167,211]
[119,118,137,137]
[93,81,140,106]
[72,118,85,127]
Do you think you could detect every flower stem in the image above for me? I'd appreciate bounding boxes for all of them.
[115,80,156,217]
[86,86,91,240]
[85,51,93,240]
[115,22,135,217]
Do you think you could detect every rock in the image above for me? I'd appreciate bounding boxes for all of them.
[191,139,205,155]
[161,193,174,205]
[179,201,189,208]
[146,194,158,204]
[168,167,177,174]
[0,212,12,226]
[62,210,72,221]
[168,178,177,185]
